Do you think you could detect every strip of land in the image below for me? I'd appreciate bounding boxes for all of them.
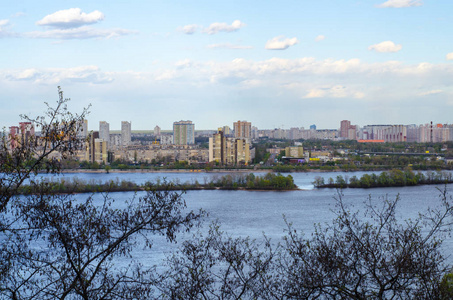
[17,173,297,194]
[314,169,453,188]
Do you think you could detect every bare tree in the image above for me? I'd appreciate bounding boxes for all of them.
[0,89,203,299]
[158,189,453,300]
[4,187,201,299]
[0,86,88,212]
[158,223,275,299]
[266,190,453,299]
[1,87,89,289]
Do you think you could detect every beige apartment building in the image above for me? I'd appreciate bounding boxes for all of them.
[285,146,304,158]
[233,120,251,140]
[112,145,208,163]
[209,130,251,165]
[76,131,108,164]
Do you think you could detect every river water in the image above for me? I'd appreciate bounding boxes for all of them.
[36,170,453,267]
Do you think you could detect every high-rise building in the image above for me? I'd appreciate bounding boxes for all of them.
[109,134,122,147]
[251,126,259,139]
[121,121,131,147]
[94,138,108,164]
[209,129,251,165]
[209,130,226,163]
[83,131,107,164]
[383,125,407,142]
[348,125,357,140]
[154,125,161,136]
[233,121,251,139]
[340,120,351,138]
[20,122,35,148]
[222,126,231,136]
[340,120,357,140]
[233,138,250,164]
[8,122,35,150]
[173,120,195,145]
[8,126,20,150]
[77,119,88,138]
[99,121,110,143]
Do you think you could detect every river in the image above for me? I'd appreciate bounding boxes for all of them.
[36,170,453,267]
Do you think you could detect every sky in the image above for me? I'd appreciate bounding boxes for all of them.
[1,0,453,130]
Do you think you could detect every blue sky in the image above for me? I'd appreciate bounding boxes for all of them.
[1,0,452,130]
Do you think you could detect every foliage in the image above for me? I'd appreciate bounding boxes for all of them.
[15,172,297,194]
[318,169,453,188]
[207,172,296,190]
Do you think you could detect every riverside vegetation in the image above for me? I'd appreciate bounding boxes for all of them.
[17,172,296,194]
[314,168,453,188]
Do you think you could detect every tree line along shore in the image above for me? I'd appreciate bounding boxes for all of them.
[314,169,453,189]
[13,169,453,194]
[16,173,297,194]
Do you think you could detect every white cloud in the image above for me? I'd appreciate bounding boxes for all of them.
[36,8,104,28]
[155,70,177,81]
[368,41,402,53]
[419,89,443,96]
[203,20,245,35]
[446,53,453,61]
[4,58,453,95]
[11,12,26,18]
[3,58,453,129]
[12,68,40,80]
[5,66,113,84]
[315,35,325,42]
[303,85,365,99]
[0,19,16,38]
[25,26,135,39]
[265,36,299,50]
[207,43,252,49]
[376,0,422,8]
[0,14,132,40]
[239,79,262,88]
[179,24,198,34]
[175,59,198,69]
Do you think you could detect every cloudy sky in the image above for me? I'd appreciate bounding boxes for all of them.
[1,0,452,130]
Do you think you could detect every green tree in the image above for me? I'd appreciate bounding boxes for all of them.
[335,175,347,188]
[313,176,325,188]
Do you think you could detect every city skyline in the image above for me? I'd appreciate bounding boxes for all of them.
[1,1,453,129]
[5,116,453,132]
[76,118,453,132]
